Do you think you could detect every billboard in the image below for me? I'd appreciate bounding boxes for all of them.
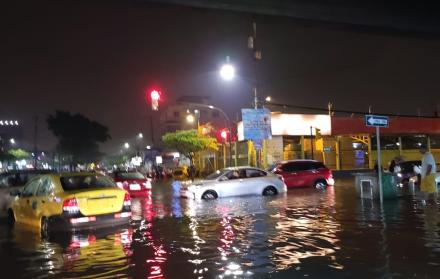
[241,108,272,149]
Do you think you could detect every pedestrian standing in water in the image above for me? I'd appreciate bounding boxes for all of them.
[419,145,438,204]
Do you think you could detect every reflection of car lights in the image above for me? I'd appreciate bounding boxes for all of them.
[70,216,96,224]
[142,181,152,189]
[115,212,132,219]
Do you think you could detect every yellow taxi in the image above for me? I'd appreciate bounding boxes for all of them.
[172,166,189,181]
[8,172,131,234]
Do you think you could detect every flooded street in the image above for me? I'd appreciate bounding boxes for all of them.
[1,178,440,278]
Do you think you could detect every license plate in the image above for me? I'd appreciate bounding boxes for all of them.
[129,184,141,190]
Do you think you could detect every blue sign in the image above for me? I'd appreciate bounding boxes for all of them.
[242,108,272,149]
[365,115,389,128]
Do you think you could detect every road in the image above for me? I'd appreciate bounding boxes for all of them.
[0,177,439,278]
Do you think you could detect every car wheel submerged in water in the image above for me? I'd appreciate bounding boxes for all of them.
[41,217,50,237]
[202,190,218,200]
[314,179,328,190]
[7,209,15,225]
[263,186,278,196]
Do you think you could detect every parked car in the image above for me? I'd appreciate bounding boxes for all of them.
[8,172,131,234]
[268,160,334,188]
[112,170,151,196]
[182,166,287,200]
[0,169,52,217]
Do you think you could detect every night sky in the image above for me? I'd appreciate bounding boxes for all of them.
[2,0,440,154]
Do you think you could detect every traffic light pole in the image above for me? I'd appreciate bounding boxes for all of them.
[150,110,154,146]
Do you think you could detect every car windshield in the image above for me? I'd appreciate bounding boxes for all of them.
[60,175,116,191]
[116,172,145,180]
[205,169,230,180]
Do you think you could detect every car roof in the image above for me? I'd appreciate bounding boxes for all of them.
[223,166,265,171]
[279,160,318,164]
[52,172,106,178]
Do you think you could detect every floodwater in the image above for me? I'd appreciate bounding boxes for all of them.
[1,178,440,278]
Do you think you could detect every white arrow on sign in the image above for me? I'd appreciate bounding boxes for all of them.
[367,117,387,126]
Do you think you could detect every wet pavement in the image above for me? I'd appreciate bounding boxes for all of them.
[1,178,440,278]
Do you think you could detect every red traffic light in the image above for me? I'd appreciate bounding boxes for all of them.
[150,90,160,101]
[220,130,228,139]
[148,89,162,111]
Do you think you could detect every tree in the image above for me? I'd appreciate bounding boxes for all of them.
[162,129,218,166]
[47,110,111,167]
[8,149,30,160]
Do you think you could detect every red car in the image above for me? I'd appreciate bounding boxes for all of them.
[113,171,152,196]
[268,160,334,188]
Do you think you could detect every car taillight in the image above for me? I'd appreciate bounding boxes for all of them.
[63,198,80,213]
[123,193,131,207]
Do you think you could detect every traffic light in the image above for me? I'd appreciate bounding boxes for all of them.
[221,130,228,140]
[315,128,322,138]
[149,89,161,111]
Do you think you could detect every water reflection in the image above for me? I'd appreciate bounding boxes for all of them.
[11,225,133,278]
[3,180,440,278]
[268,187,343,272]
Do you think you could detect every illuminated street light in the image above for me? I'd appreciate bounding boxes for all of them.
[10,138,15,145]
[138,133,143,139]
[146,145,151,150]
[124,142,130,149]
[265,96,271,102]
[220,64,235,81]
[186,114,195,123]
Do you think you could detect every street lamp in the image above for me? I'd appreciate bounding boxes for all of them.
[220,63,235,81]
[186,114,195,123]
[180,102,233,167]
[138,133,143,139]
[124,142,130,149]
[265,96,271,102]
[10,138,16,145]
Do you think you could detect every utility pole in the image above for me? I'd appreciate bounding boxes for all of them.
[248,21,263,167]
[248,21,262,109]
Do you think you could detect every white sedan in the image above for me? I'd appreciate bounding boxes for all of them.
[182,167,287,200]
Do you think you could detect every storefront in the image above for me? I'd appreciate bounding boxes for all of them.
[232,113,440,170]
